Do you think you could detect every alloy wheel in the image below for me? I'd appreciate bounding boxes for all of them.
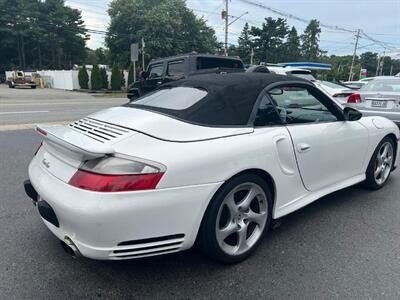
[374,142,394,185]
[215,182,268,256]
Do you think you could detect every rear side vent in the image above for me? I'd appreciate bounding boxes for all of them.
[110,234,185,259]
[69,118,132,143]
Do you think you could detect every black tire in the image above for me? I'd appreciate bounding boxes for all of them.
[31,85,37,89]
[364,137,395,190]
[197,173,272,264]
[8,83,15,88]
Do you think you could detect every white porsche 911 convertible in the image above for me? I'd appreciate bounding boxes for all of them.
[25,73,399,263]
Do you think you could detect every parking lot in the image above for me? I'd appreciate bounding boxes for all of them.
[1,86,400,299]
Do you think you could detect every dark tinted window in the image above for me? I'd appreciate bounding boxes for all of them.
[254,94,282,126]
[148,64,163,79]
[167,60,185,77]
[196,57,244,70]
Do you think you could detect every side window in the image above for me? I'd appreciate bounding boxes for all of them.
[268,86,338,124]
[148,64,163,79]
[167,60,185,77]
[254,94,282,126]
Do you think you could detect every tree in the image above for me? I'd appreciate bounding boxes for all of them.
[78,65,89,89]
[360,52,378,77]
[250,17,288,63]
[90,64,102,90]
[100,67,109,89]
[106,0,219,66]
[0,0,87,70]
[127,63,134,85]
[111,65,122,90]
[285,26,301,62]
[301,19,322,60]
[237,23,252,63]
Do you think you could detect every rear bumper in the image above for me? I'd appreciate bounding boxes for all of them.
[27,156,222,260]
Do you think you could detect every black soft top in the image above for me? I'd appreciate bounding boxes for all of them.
[127,73,308,126]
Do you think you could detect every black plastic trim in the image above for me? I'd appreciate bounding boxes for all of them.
[113,241,182,254]
[37,200,59,228]
[117,234,184,246]
[24,180,38,202]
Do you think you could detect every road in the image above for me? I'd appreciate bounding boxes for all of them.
[0,84,127,129]
[1,87,400,299]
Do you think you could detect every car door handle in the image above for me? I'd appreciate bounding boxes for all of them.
[297,143,311,153]
[157,81,162,85]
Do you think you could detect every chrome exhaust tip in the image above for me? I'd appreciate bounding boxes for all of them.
[60,236,81,258]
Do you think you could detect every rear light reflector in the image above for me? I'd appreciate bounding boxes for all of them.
[347,93,362,103]
[68,170,164,192]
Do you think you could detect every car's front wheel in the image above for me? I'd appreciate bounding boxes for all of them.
[198,173,272,263]
[364,137,395,189]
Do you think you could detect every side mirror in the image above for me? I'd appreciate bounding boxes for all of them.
[344,106,362,121]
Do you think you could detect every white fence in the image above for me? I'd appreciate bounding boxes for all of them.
[5,70,128,91]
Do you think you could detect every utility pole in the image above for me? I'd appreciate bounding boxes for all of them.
[250,48,254,65]
[348,29,361,82]
[375,54,380,76]
[380,51,386,76]
[141,38,145,71]
[224,0,229,56]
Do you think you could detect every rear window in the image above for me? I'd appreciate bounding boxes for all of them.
[132,87,207,110]
[167,60,185,77]
[361,79,400,92]
[288,71,316,81]
[196,57,243,70]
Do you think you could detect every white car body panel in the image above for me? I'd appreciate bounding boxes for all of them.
[27,88,400,260]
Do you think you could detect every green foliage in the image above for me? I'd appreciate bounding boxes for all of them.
[237,23,252,64]
[285,27,301,62]
[100,67,109,89]
[78,65,89,89]
[90,65,102,90]
[106,0,219,67]
[0,0,88,70]
[111,65,122,90]
[250,17,289,63]
[301,19,322,60]
[128,63,134,85]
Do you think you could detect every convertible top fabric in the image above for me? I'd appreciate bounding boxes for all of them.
[127,73,307,126]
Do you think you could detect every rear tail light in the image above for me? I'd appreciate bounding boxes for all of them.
[68,156,165,192]
[347,93,362,103]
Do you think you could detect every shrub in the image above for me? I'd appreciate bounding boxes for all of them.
[100,67,108,89]
[78,65,89,89]
[90,64,102,90]
[111,64,122,90]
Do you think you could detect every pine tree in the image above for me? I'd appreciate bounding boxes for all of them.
[111,64,122,90]
[100,67,108,89]
[78,65,89,89]
[90,64,102,90]
[301,19,322,60]
[237,23,252,64]
[128,63,134,85]
[285,26,301,62]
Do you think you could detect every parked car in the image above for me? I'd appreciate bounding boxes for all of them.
[25,73,399,263]
[314,80,355,104]
[342,81,368,89]
[346,76,400,125]
[127,53,244,100]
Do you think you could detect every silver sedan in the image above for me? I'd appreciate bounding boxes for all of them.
[346,77,400,125]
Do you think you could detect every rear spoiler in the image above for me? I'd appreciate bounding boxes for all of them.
[35,124,114,159]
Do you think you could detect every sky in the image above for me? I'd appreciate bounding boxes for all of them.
[65,0,400,56]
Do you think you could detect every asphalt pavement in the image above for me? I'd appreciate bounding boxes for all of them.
[1,86,400,299]
[0,84,127,128]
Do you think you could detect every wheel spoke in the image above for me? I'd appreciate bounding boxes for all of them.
[237,225,248,252]
[239,186,259,209]
[375,165,382,178]
[246,210,266,226]
[225,195,238,216]
[217,221,238,243]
